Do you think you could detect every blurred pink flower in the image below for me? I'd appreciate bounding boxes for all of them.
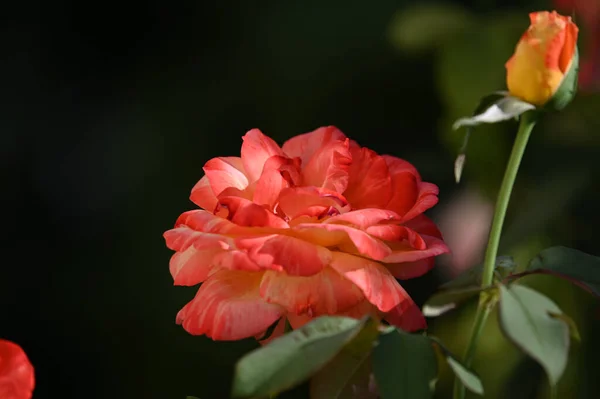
[436,189,493,275]
[164,126,449,341]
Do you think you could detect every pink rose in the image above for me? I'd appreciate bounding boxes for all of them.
[164,126,449,341]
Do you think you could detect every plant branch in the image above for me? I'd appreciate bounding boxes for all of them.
[453,111,538,399]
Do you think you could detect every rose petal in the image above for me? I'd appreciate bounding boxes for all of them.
[364,224,404,241]
[164,227,202,252]
[365,225,426,250]
[218,196,289,229]
[256,318,286,346]
[329,252,408,312]
[403,214,443,239]
[260,267,364,316]
[286,313,313,330]
[344,144,393,209]
[383,235,450,263]
[400,182,439,223]
[164,225,233,252]
[253,169,287,208]
[177,270,282,340]
[0,339,35,399]
[190,176,218,212]
[253,156,301,207]
[382,155,421,217]
[175,210,241,234]
[382,154,420,179]
[293,222,392,260]
[339,299,377,319]
[386,258,435,280]
[384,296,427,332]
[169,245,220,286]
[277,187,349,220]
[203,157,249,197]
[531,11,568,72]
[324,208,401,229]
[241,129,285,182]
[212,249,275,272]
[559,15,579,73]
[237,234,331,276]
[282,126,347,165]
[302,137,351,193]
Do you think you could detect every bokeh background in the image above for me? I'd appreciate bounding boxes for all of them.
[3,0,599,398]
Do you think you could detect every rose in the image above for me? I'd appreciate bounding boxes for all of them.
[506,11,579,107]
[0,339,35,399]
[164,126,449,341]
[452,11,580,134]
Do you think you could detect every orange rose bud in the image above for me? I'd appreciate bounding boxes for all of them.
[506,11,579,109]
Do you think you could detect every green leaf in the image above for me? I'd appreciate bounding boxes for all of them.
[498,284,570,386]
[453,91,510,182]
[440,256,516,290]
[525,246,600,297]
[453,96,536,130]
[309,317,379,399]
[231,316,370,398]
[422,286,482,317]
[429,337,484,396]
[372,329,438,399]
[548,312,581,342]
[446,357,484,395]
[314,355,377,399]
[387,3,472,53]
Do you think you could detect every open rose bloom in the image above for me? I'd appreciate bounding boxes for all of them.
[164,127,449,341]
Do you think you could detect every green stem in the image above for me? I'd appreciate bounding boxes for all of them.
[480,111,537,288]
[453,111,537,399]
[452,306,492,399]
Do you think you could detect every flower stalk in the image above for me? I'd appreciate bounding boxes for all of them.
[453,111,538,399]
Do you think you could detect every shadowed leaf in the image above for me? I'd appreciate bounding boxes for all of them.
[429,337,484,395]
[498,284,570,386]
[310,317,380,399]
[548,312,581,342]
[373,329,438,399]
[453,96,535,130]
[521,246,600,297]
[422,286,483,317]
[440,256,516,291]
[446,357,484,395]
[232,316,371,398]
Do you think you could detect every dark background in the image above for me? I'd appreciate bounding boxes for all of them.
[3,0,599,398]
